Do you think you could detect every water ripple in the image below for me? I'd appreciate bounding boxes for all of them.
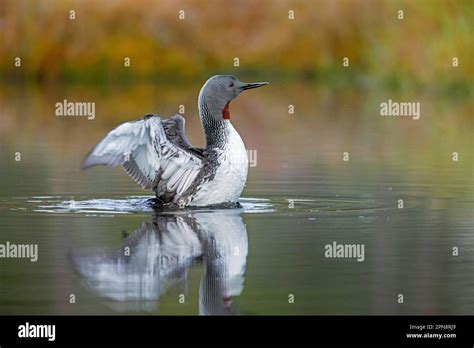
[4,194,403,217]
[8,196,274,215]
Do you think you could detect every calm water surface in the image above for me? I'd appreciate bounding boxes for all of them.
[0,83,472,314]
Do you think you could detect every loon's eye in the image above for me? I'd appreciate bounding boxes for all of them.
[228,82,234,87]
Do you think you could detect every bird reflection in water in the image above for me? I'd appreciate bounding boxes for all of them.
[73,210,248,315]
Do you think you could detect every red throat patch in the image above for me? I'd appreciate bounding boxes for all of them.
[223,102,231,119]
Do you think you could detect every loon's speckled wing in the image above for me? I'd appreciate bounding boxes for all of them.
[161,115,194,149]
[81,114,203,200]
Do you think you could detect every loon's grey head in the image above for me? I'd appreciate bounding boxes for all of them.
[198,75,268,121]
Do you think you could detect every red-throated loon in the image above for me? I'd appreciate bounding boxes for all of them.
[81,75,268,207]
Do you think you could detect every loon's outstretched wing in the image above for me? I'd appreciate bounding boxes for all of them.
[82,114,203,201]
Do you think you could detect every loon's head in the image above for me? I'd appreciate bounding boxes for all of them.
[198,75,268,120]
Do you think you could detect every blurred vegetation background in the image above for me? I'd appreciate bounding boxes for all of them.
[1,0,473,95]
[0,0,472,180]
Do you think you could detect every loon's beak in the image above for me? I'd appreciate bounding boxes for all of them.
[240,82,269,91]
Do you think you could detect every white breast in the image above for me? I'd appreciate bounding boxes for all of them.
[190,123,248,206]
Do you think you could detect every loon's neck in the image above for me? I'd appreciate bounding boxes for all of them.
[198,93,230,150]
